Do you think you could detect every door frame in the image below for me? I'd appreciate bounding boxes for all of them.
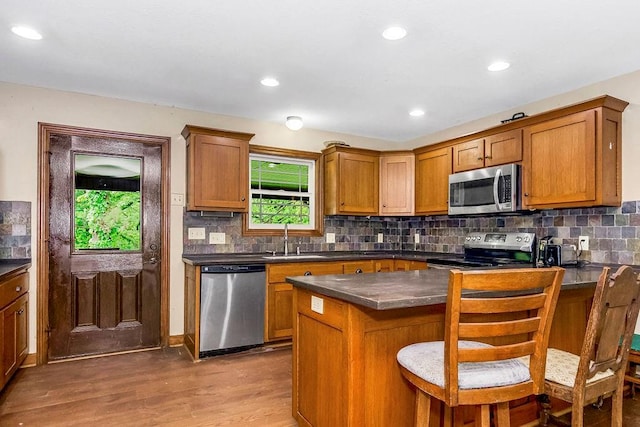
[37,122,171,365]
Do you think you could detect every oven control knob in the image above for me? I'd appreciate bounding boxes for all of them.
[516,236,522,242]
[524,236,530,242]
[465,236,471,241]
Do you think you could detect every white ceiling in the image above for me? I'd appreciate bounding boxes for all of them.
[2,1,640,142]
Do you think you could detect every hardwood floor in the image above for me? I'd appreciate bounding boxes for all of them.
[0,346,638,426]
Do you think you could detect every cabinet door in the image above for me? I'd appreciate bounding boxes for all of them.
[266,283,294,341]
[452,138,484,172]
[380,154,415,215]
[187,133,249,211]
[523,110,596,208]
[415,147,452,215]
[2,294,27,385]
[338,151,379,214]
[485,129,522,167]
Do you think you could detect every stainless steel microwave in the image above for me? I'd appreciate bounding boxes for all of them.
[448,163,520,215]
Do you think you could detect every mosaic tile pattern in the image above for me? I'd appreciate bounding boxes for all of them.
[0,201,31,259]
[182,201,640,265]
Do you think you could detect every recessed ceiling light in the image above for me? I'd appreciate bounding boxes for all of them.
[409,109,425,117]
[260,77,279,87]
[382,27,407,41]
[488,61,510,72]
[11,25,42,40]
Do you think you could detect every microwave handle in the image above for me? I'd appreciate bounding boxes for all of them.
[493,168,502,210]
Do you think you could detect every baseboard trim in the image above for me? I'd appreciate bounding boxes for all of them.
[20,353,37,368]
[169,334,184,347]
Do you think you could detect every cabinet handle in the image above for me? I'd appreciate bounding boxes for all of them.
[17,308,24,315]
[477,157,483,161]
[524,193,529,197]
[15,286,22,292]
[382,204,386,208]
[340,202,345,206]
[355,268,363,274]
[304,271,312,276]
[241,197,246,201]
[484,156,492,159]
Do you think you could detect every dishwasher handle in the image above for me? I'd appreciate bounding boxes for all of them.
[201,264,266,274]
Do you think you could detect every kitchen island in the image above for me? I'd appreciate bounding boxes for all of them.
[287,267,602,427]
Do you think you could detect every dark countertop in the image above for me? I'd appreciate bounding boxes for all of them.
[182,251,438,266]
[0,259,32,281]
[286,266,604,310]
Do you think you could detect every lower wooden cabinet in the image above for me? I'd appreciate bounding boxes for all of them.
[0,270,29,390]
[265,259,428,342]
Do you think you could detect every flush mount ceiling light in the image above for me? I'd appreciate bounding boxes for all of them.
[11,25,42,40]
[382,26,407,41]
[488,61,510,71]
[285,116,303,131]
[260,77,279,87]
[409,109,425,117]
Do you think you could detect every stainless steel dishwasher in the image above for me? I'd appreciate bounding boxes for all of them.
[199,264,266,358]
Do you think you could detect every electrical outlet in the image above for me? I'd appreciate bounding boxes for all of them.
[377,233,384,243]
[171,193,184,206]
[578,236,589,251]
[414,233,420,244]
[187,227,205,240]
[209,232,225,244]
[326,232,336,243]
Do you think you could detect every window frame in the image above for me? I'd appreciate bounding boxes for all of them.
[243,145,323,237]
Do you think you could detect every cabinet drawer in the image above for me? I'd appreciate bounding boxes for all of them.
[0,273,28,308]
[268,262,343,283]
[296,289,345,330]
[342,260,374,274]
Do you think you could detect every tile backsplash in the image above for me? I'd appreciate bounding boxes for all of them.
[0,201,31,259]
[183,201,640,265]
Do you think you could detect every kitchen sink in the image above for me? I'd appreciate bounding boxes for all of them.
[262,254,326,260]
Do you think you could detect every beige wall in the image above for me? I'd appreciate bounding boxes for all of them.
[2,68,640,354]
[0,82,391,353]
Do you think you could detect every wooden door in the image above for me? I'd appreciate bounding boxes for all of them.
[338,151,379,214]
[379,153,415,215]
[485,129,522,167]
[47,131,165,360]
[183,126,252,212]
[452,138,485,172]
[415,147,452,215]
[522,110,596,208]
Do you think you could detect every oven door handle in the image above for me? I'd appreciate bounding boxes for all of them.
[493,168,502,210]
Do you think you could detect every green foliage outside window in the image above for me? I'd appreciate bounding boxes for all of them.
[74,190,141,250]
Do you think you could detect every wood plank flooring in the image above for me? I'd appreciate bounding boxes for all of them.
[0,345,639,426]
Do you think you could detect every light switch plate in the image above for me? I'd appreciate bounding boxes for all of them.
[377,233,384,243]
[311,296,324,314]
[414,233,420,244]
[188,227,205,240]
[326,232,336,243]
[578,236,589,251]
[209,232,225,244]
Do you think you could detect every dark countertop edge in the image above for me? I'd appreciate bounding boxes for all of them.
[182,251,446,265]
[0,259,32,281]
[287,267,602,311]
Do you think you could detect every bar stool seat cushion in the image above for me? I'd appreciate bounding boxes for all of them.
[522,348,614,388]
[397,340,530,390]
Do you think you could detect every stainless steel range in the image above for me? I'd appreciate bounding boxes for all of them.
[426,232,536,268]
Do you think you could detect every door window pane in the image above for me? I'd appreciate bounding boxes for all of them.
[73,154,141,251]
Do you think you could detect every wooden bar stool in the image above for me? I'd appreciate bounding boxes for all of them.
[397,267,565,427]
[527,265,640,426]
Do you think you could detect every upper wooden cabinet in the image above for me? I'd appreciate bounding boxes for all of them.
[414,146,452,215]
[182,125,254,212]
[522,102,625,209]
[323,146,379,215]
[452,129,522,173]
[379,152,415,216]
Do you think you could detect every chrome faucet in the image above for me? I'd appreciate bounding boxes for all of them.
[284,223,288,256]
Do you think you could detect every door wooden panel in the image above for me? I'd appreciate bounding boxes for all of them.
[47,131,164,360]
